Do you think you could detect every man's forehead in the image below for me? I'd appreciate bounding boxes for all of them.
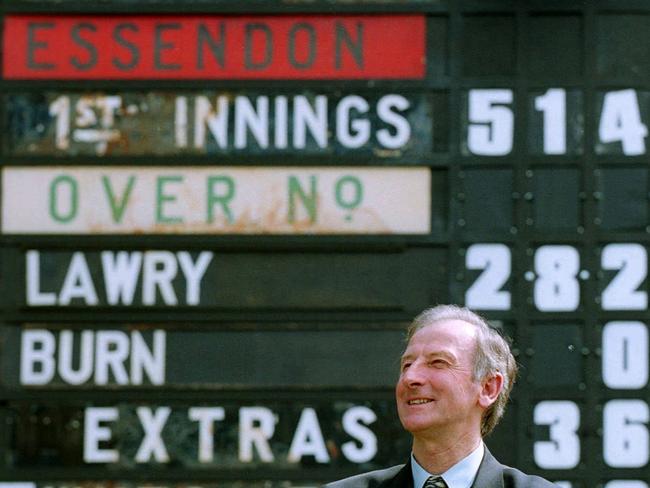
[403,319,477,354]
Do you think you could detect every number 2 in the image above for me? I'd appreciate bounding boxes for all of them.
[465,244,511,310]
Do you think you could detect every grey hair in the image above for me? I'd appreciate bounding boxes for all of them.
[405,304,518,437]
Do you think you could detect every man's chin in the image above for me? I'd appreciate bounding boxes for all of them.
[398,415,440,434]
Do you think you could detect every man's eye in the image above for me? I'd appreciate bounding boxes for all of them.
[431,359,447,367]
[401,363,411,371]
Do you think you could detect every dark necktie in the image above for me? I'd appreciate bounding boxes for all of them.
[423,475,448,488]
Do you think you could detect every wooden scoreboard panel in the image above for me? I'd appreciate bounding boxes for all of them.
[1,2,650,488]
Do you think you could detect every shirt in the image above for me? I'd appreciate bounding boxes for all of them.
[411,442,485,488]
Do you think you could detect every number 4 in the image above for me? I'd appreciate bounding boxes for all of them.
[599,90,648,155]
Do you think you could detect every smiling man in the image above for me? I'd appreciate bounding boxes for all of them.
[325,305,555,488]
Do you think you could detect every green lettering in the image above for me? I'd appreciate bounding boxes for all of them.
[102,175,135,224]
[49,174,78,223]
[288,175,317,224]
[206,176,235,224]
[156,175,183,224]
[335,175,363,209]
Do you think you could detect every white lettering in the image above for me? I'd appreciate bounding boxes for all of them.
[293,95,327,148]
[21,329,166,386]
[174,96,188,148]
[288,408,330,463]
[235,96,269,149]
[59,252,98,305]
[142,251,178,306]
[534,88,567,155]
[177,251,213,305]
[101,251,143,305]
[533,401,580,469]
[130,330,165,385]
[341,406,377,463]
[603,321,648,389]
[599,89,648,155]
[189,407,225,463]
[336,95,370,148]
[20,329,55,385]
[26,250,56,305]
[274,96,289,149]
[467,89,513,155]
[195,95,229,149]
[27,251,211,307]
[58,330,94,385]
[376,94,410,149]
[239,406,275,463]
[95,331,130,385]
[604,400,649,467]
[135,406,171,463]
[84,407,119,463]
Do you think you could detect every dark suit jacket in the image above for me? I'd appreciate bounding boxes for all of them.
[324,448,556,488]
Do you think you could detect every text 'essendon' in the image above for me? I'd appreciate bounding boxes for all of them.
[3,15,425,79]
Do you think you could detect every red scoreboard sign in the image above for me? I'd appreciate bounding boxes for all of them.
[2,14,426,80]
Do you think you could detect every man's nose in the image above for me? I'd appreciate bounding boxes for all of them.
[402,362,425,386]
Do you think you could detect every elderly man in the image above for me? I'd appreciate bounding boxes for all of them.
[326,304,555,488]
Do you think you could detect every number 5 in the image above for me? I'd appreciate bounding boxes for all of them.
[467,89,514,156]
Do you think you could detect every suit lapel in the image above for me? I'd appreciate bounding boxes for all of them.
[379,460,413,488]
[470,447,504,488]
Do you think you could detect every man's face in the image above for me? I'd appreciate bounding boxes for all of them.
[395,319,484,438]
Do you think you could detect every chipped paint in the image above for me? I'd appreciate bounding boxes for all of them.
[2,166,431,235]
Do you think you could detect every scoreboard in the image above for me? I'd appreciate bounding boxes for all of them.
[2,1,650,488]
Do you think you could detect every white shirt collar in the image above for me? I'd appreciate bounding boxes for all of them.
[411,442,485,488]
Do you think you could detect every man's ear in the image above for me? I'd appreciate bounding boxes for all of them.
[478,373,504,408]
